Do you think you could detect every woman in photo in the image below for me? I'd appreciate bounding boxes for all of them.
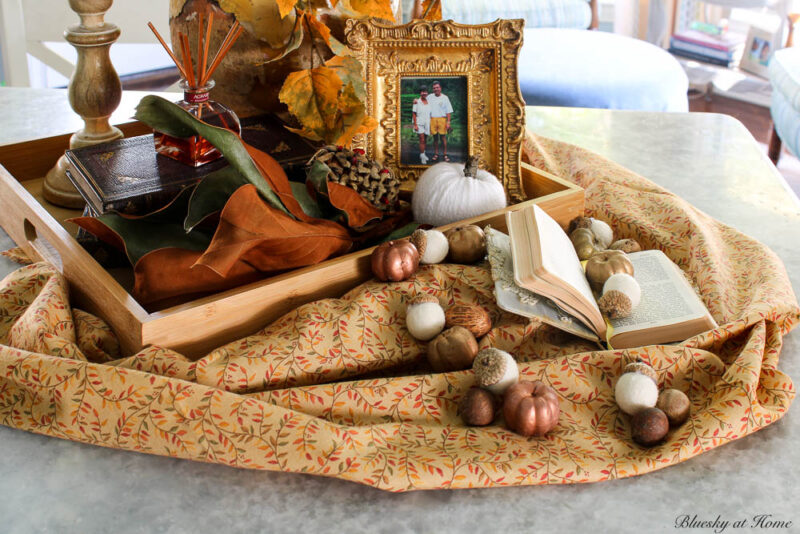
[412,86,432,164]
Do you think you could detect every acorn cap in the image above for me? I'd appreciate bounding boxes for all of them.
[568,216,593,234]
[624,361,658,384]
[598,290,632,318]
[409,294,439,306]
[410,229,427,258]
[473,348,509,387]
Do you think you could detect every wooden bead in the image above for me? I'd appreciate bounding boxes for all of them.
[631,407,669,447]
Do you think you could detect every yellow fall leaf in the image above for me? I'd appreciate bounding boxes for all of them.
[348,0,395,21]
[325,56,365,99]
[279,66,344,142]
[217,0,297,48]
[276,0,299,18]
[420,0,442,20]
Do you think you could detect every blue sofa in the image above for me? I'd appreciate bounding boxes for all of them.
[405,0,689,112]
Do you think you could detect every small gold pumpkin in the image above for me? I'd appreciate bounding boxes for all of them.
[585,250,634,292]
[446,225,486,264]
[570,228,603,260]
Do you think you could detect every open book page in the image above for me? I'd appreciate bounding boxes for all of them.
[508,205,605,336]
[485,227,600,343]
[609,250,718,336]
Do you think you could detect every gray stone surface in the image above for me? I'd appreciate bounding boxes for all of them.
[1,98,799,533]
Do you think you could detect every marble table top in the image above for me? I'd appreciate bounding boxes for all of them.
[1,90,799,533]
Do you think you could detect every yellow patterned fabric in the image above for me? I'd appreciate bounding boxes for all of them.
[1,135,797,491]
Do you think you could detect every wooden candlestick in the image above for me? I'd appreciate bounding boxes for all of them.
[43,0,124,208]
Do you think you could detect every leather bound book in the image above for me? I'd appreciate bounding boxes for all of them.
[64,114,319,215]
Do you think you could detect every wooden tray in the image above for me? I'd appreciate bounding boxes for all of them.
[0,130,584,358]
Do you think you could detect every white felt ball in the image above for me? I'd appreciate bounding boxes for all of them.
[615,372,659,415]
[412,162,507,227]
[590,218,614,249]
[420,230,449,264]
[603,273,641,309]
[486,352,519,396]
[406,301,446,341]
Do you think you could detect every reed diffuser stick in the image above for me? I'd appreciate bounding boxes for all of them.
[202,25,243,84]
[147,22,188,80]
[201,11,214,81]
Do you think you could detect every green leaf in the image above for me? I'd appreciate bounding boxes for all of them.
[290,181,325,219]
[325,56,366,100]
[381,222,421,243]
[306,159,332,196]
[71,188,213,266]
[184,166,248,232]
[134,95,289,216]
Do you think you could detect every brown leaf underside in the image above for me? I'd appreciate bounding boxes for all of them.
[194,185,352,277]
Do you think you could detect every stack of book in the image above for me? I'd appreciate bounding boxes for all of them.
[669,28,746,67]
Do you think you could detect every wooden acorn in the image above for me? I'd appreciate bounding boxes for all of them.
[445,305,492,338]
[657,388,691,426]
[459,387,498,426]
[631,407,669,447]
[427,326,479,372]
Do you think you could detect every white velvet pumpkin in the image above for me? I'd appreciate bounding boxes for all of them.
[412,161,507,226]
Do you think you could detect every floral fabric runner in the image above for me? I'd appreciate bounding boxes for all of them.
[0,134,797,491]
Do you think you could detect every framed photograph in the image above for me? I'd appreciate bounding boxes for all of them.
[740,25,777,77]
[345,19,527,201]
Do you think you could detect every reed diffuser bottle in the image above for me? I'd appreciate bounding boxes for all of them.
[148,13,243,166]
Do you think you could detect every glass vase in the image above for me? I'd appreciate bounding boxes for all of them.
[154,80,241,167]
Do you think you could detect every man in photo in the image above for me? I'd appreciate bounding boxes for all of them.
[428,81,454,162]
[412,86,431,164]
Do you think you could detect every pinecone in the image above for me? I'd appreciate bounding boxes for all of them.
[309,145,400,211]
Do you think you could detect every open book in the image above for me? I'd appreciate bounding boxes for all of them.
[489,205,717,349]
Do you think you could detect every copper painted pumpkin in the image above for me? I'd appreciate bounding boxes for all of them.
[371,240,420,282]
[584,250,634,292]
[503,380,560,437]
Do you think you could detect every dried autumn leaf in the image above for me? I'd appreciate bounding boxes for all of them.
[242,142,314,221]
[257,9,305,65]
[346,0,395,21]
[334,82,377,146]
[217,0,296,48]
[276,0,299,18]
[327,182,382,228]
[306,11,350,56]
[133,248,261,305]
[325,56,365,100]
[279,66,343,143]
[195,185,352,277]
[420,0,442,20]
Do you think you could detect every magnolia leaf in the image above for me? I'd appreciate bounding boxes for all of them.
[242,142,314,221]
[185,166,248,232]
[256,10,304,65]
[382,222,422,243]
[134,95,289,216]
[217,0,297,48]
[290,181,325,219]
[279,66,344,143]
[325,56,365,100]
[327,182,382,228]
[194,185,352,277]
[346,0,395,20]
[133,247,261,306]
[306,159,380,228]
[70,188,213,267]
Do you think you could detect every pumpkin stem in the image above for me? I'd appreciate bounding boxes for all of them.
[463,155,478,178]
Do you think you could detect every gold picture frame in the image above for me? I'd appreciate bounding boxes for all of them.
[345,18,526,201]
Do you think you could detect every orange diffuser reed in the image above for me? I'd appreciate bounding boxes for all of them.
[148,15,244,166]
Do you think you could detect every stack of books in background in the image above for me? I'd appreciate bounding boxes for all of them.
[669,23,746,67]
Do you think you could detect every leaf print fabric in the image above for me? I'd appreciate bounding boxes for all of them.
[0,134,797,491]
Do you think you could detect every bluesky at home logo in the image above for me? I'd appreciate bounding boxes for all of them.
[675,514,793,533]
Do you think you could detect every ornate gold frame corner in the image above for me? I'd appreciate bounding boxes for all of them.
[345,18,526,202]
